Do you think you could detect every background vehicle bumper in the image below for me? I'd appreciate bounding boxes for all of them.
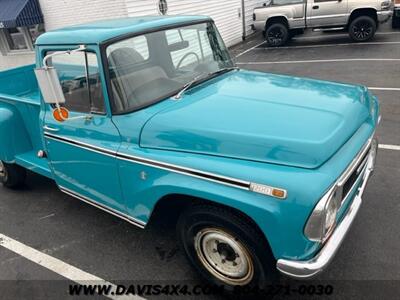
[253,21,265,32]
[377,10,393,23]
[276,144,377,279]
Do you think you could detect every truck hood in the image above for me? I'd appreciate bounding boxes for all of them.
[140,70,371,169]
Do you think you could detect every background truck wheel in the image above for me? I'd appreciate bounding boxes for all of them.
[265,23,289,47]
[177,204,278,291]
[348,16,377,42]
[0,161,26,188]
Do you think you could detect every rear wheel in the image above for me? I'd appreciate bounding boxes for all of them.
[0,161,26,188]
[177,204,278,292]
[265,23,289,47]
[349,16,377,42]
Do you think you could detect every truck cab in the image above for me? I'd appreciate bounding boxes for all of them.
[0,16,380,289]
[253,0,394,46]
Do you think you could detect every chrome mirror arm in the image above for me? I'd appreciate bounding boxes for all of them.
[42,45,86,69]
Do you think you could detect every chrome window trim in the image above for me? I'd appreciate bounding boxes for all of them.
[44,132,287,199]
[59,186,146,229]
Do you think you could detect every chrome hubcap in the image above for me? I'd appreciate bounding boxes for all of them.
[194,228,254,285]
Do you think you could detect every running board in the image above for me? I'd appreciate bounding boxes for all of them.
[313,27,345,32]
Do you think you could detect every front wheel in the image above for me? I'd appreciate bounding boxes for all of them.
[265,23,289,47]
[349,16,377,42]
[177,205,278,291]
[0,161,26,188]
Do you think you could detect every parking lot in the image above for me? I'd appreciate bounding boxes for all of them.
[1,23,399,300]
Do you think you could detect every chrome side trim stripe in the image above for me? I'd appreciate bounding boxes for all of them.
[117,152,250,190]
[44,132,116,158]
[44,132,250,190]
[59,186,146,229]
[308,13,347,20]
[44,132,286,198]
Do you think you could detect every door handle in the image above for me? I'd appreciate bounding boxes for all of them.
[313,5,319,9]
[43,125,59,132]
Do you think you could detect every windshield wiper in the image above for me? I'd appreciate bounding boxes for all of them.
[173,66,238,100]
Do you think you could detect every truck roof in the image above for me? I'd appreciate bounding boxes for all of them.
[35,15,211,46]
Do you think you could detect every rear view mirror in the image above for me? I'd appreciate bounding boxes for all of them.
[168,41,190,52]
[34,67,66,104]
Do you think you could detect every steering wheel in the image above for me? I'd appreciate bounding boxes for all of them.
[176,52,200,70]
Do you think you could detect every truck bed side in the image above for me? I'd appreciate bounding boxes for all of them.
[0,65,52,179]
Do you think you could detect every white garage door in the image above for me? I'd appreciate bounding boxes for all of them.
[124,0,243,47]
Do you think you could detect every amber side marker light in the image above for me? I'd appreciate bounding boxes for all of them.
[272,189,286,198]
[53,107,69,122]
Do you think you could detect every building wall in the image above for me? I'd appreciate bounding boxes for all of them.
[38,0,128,30]
[0,53,35,70]
[124,0,243,47]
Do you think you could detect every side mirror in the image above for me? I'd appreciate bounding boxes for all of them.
[34,67,66,105]
[35,45,93,123]
[264,0,272,7]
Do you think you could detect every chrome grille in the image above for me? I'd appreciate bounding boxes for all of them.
[336,138,374,205]
[341,146,370,201]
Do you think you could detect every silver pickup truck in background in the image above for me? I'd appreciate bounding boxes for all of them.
[253,0,394,46]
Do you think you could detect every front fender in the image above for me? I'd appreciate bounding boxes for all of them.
[0,101,32,162]
[117,150,320,261]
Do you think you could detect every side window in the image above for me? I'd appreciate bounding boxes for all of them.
[166,28,212,68]
[51,51,105,114]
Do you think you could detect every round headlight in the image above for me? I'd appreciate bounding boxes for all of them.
[323,193,340,238]
[304,187,341,242]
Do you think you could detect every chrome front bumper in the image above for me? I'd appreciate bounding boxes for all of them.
[253,21,265,32]
[276,139,377,279]
[377,10,393,23]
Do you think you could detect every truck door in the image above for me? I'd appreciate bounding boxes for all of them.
[42,48,125,213]
[307,0,348,27]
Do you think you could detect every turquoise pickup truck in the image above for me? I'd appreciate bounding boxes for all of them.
[0,16,379,289]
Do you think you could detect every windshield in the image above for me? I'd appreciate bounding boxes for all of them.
[106,22,235,114]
